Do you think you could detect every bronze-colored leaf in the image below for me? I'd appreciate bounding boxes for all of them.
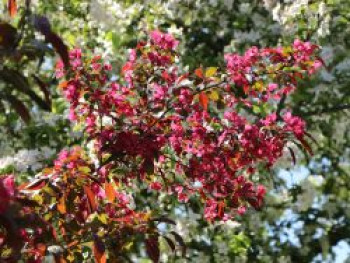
[57,196,66,214]
[299,137,313,155]
[8,0,17,18]
[84,185,97,212]
[199,92,208,111]
[47,32,70,69]
[105,182,115,203]
[194,68,203,78]
[93,239,107,263]
[33,75,51,109]
[0,68,50,111]
[145,236,160,263]
[22,178,48,190]
[0,22,18,49]
[34,16,70,68]
[3,93,31,124]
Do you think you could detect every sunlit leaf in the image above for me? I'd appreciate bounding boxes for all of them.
[208,90,219,101]
[205,67,217,78]
[195,68,203,78]
[84,186,97,212]
[57,196,67,214]
[93,240,106,263]
[105,182,115,203]
[8,0,17,18]
[199,92,209,111]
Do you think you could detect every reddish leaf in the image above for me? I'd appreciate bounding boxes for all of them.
[145,236,160,263]
[46,32,70,69]
[299,137,313,155]
[67,240,79,249]
[121,62,133,74]
[199,92,208,111]
[84,185,97,212]
[54,255,67,263]
[21,178,47,190]
[217,201,225,218]
[1,68,50,111]
[8,0,17,18]
[176,73,190,84]
[243,85,250,94]
[58,81,69,90]
[93,241,107,263]
[36,243,47,256]
[57,196,66,214]
[194,68,203,78]
[105,182,115,203]
[294,72,303,80]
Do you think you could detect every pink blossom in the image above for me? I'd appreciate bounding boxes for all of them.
[0,175,16,213]
[283,111,306,138]
[150,30,179,50]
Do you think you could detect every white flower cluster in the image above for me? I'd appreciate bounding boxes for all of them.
[89,0,144,31]
[265,0,332,38]
[234,30,261,43]
[0,147,56,173]
[335,58,350,74]
[294,176,324,212]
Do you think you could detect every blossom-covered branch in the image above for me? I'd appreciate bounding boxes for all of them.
[0,31,322,262]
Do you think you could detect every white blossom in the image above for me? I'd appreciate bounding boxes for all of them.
[239,3,252,14]
[0,147,56,173]
[335,58,350,73]
[234,30,261,43]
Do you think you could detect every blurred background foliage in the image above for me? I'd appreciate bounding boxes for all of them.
[0,0,349,262]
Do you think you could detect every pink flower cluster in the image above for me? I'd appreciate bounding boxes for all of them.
[0,175,15,213]
[55,31,321,221]
[224,40,322,105]
[150,30,179,50]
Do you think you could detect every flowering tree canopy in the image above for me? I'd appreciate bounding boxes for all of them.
[0,30,322,262]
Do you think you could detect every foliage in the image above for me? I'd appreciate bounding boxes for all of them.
[0,30,321,261]
[1,0,350,262]
[0,1,70,123]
